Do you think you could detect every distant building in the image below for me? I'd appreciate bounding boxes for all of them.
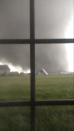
[0,65,10,75]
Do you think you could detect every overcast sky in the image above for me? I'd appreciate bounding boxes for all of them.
[0,0,73,73]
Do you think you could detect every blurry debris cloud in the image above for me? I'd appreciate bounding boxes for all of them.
[0,0,73,73]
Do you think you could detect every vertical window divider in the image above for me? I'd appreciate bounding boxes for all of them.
[30,0,36,131]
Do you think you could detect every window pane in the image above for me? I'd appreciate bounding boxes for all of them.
[35,0,73,38]
[35,44,74,100]
[0,107,30,131]
[36,106,74,131]
[0,0,30,39]
[0,44,30,101]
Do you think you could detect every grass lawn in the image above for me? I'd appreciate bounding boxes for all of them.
[0,74,74,131]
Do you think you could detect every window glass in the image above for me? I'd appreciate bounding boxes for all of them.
[35,0,73,38]
[35,44,74,100]
[0,44,30,101]
[0,107,30,131]
[0,0,30,39]
[36,106,74,131]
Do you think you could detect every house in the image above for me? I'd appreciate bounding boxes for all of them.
[0,65,10,75]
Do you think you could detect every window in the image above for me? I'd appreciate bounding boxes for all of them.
[0,0,74,131]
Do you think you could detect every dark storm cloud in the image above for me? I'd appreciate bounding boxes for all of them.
[0,0,30,39]
[0,0,73,72]
[0,44,30,70]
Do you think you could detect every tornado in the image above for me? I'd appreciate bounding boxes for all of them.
[0,0,73,73]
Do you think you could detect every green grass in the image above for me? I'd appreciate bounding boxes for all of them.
[0,75,30,100]
[0,107,30,131]
[0,74,74,131]
[36,74,74,100]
